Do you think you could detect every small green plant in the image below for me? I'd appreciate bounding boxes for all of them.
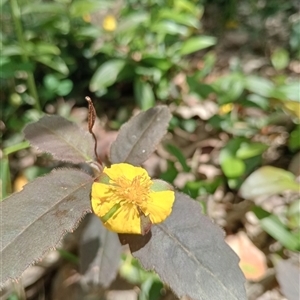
[88,0,216,109]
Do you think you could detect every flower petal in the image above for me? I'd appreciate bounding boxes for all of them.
[144,190,175,224]
[104,163,150,182]
[91,182,115,217]
[103,203,142,234]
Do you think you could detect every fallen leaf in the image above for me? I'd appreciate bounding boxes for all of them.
[226,231,267,281]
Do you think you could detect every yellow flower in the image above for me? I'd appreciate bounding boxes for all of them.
[91,163,175,235]
[219,103,234,115]
[102,15,117,32]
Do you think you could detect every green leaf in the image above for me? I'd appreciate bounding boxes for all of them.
[236,142,268,160]
[271,48,290,70]
[214,73,245,103]
[180,36,216,55]
[253,206,299,251]
[151,21,189,36]
[160,161,178,184]
[22,2,66,14]
[289,126,300,151]
[275,82,300,102]
[134,78,155,110]
[1,44,22,56]
[165,144,190,172]
[287,199,300,229]
[245,76,274,98]
[116,12,149,34]
[220,138,247,178]
[43,74,59,91]
[239,166,299,199]
[90,59,126,92]
[35,56,69,75]
[70,0,111,17]
[158,9,199,28]
[0,169,93,287]
[56,79,73,96]
[221,157,246,178]
[34,42,61,56]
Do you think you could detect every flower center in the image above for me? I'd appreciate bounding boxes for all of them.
[112,174,152,206]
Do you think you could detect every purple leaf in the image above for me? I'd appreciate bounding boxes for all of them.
[276,259,300,300]
[120,192,246,300]
[24,115,94,163]
[79,214,122,288]
[0,168,93,287]
[110,106,171,165]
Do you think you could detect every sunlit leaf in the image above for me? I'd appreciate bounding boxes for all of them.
[34,42,61,56]
[134,78,155,110]
[116,12,149,34]
[245,76,274,98]
[220,138,247,178]
[35,56,69,75]
[275,82,300,101]
[239,166,299,199]
[80,214,122,288]
[0,169,93,287]
[271,48,289,70]
[24,115,94,163]
[221,157,245,178]
[90,59,126,92]
[151,21,189,36]
[56,79,73,96]
[236,142,267,160]
[158,9,199,28]
[253,206,300,251]
[70,0,111,17]
[22,2,66,14]
[1,44,22,56]
[120,192,246,300]
[213,73,245,103]
[180,36,216,55]
[110,106,172,165]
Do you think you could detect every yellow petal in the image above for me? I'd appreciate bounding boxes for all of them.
[103,203,142,234]
[102,15,117,32]
[104,163,150,182]
[91,182,115,217]
[144,190,175,224]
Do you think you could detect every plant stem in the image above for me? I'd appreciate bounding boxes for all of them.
[3,141,30,156]
[9,0,41,112]
[0,157,12,200]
